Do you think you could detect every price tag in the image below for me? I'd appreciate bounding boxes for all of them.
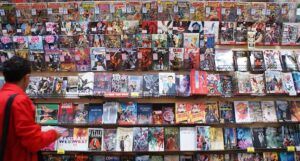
[16,10,21,17]
[63,8,68,14]
[57,149,65,154]
[237,8,241,15]
[297,8,300,16]
[138,52,142,59]
[127,6,132,13]
[287,146,296,152]
[47,8,53,15]
[206,7,211,14]
[266,27,271,31]
[95,7,100,14]
[106,54,110,60]
[31,28,36,32]
[282,8,287,15]
[158,5,163,13]
[153,53,158,60]
[262,9,266,15]
[2,30,7,34]
[221,8,226,15]
[247,147,255,153]
[221,27,226,31]
[45,55,50,62]
[284,28,288,32]
[122,6,126,13]
[190,7,195,13]
[142,30,147,34]
[60,55,65,62]
[237,27,242,31]
[0,9,5,16]
[1,56,6,62]
[142,6,147,13]
[110,4,115,13]
[76,28,81,32]
[251,9,256,15]
[169,54,174,61]
[107,27,112,31]
[122,54,127,60]
[59,8,64,14]
[32,9,36,15]
[79,7,84,15]
[61,28,66,32]
[75,55,80,61]
[17,29,22,33]
[174,5,178,13]
[92,28,97,32]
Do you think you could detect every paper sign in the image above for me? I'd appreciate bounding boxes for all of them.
[247,147,255,153]
[57,149,65,154]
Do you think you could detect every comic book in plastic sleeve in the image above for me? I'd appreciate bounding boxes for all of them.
[159,72,176,96]
[250,2,266,22]
[121,34,136,48]
[190,1,205,21]
[266,127,283,148]
[184,48,200,70]
[93,73,112,96]
[60,21,74,36]
[133,127,148,151]
[234,101,251,123]
[281,50,298,72]
[36,103,59,125]
[90,47,106,71]
[15,3,32,24]
[111,2,126,21]
[152,48,169,71]
[125,1,142,21]
[265,2,281,24]
[164,127,180,151]
[2,23,16,36]
[29,50,46,72]
[224,128,237,150]
[137,104,152,125]
[102,102,119,124]
[190,70,207,95]
[74,34,89,48]
[138,48,153,71]
[116,127,134,152]
[0,36,12,50]
[205,101,219,123]
[220,22,236,45]
[264,22,281,46]
[94,2,113,21]
[173,1,190,21]
[79,2,95,22]
[78,72,94,96]
[157,21,173,34]
[210,127,224,150]
[290,101,300,122]
[249,50,265,72]
[236,2,252,22]
[140,21,158,34]
[173,21,189,34]
[60,49,76,72]
[221,2,237,22]
[261,101,277,122]
[234,72,252,95]
[275,101,291,122]
[88,128,103,151]
[235,22,252,45]
[183,33,199,48]
[169,48,184,70]
[220,74,233,97]
[121,48,138,71]
[152,34,168,48]
[168,33,183,48]
[31,3,48,23]
[237,128,253,149]
[104,35,121,48]
[148,127,164,151]
[123,20,139,35]
[136,34,151,48]
[281,23,299,46]
[248,101,263,122]
[28,35,43,50]
[45,22,60,35]
[283,72,297,96]
[180,127,196,151]
[118,102,137,125]
[143,74,159,97]
[206,74,222,96]
[0,4,16,24]
[250,22,266,46]
[252,128,267,148]
[13,36,28,50]
[128,75,143,97]
[190,102,205,124]
[141,0,157,20]
[265,71,284,94]
[74,48,91,71]
[281,3,297,23]
[58,102,74,124]
[162,104,175,125]
[157,1,174,21]
[250,74,265,96]
[106,48,122,71]
[204,21,219,44]
[88,34,105,48]
[31,22,46,36]
[175,74,190,97]
[205,2,221,21]
[219,101,234,123]
[215,49,234,71]
[72,128,89,151]
[102,129,116,152]
[233,50,249,71]
[62,2,80,22]
[175,103,189,124]
[88,21,107,35]
[263,50,282,71]
[196,126,210,150]
[44,49,61,71]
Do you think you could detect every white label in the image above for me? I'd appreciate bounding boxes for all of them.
[237,27,242,31]
[297,8,300,16]
[76,28,81,32]
[16,10,21,17]
[95,7,100,14]
[47,8,53,15]
[0,9,5,16]
[266,27,271,31]
[237,8,241,15]
[284,28,288,32]
[127,6,132,13]
[122,6,126,13]
[63,8,68,14]
[142,7,147,13]
[174,5,178,13]
[262,9,266,15]
[206,7,211,14]
[153,53,158,60]
[32,9,36,15]
[59,8,64,14]
[92,28,96,32]
[142,30,147,34]
[31,28,36,32]
[251,9,256,15]
[158,5,163,13]
[17,29,22,33]
[190,7,195,13]
[138,52,142,59]
[122,54,127,60]
[75,55,80,61]
[282,8,287,14]
[2,30,7,34]
[106,54,110,60]
[107,27,112,31]
[110,4,115,13]
[221,8,226,15]
[221,27,226,30]
[79,7,84,15]
[61,28,66,31]
[60,55,65,62]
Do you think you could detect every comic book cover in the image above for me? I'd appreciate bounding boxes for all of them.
[281,50,298,71]
[190,70,207,95]
[94,2,113,21]
[110,74,128,95]
[180,127,196,151]
[125,1,141,21]
[252,128,267,148]
[164,155,179,161]
[152,48,169,71]
[157,1,174,21]
[175,103,189,124]
[261,101,277,122]
[88,21,107,35]
[264,22,281,46]
[13,36,28,50]
[88,104,103,125]
[56,129,75,151]
[148,127,164,151]
[249,22,265,46]
[276,101,291,122]
[200,48,215,71]
[210,127,224,150]
[263,50,282,71]
[90,47,106,71]
[162,105,175,124]
[0,50,13,70]
[235,22,252,44]
[190,2,204,21]
[140,21,157,34]
[176,74,190,97]
[219,101,234,123]
[169,48,183,70]
[159,72,176,96]
[60,49,76,72]
[164,127,179,151]
[58,103,74,124]
[73,128,89,151]
[250,2,266,22]
[2,23,16,36]
[45,22,60,35]
[104,35,121,48]
[43,35,58,50]
[248,101,263,122]
[102,102,119,124]
[31,22,46,36]
[101,129,117,151]
[36,104,58,125]
[31,3,47,23]
[205,2,221,21]
[60,22,75,35]
[280,152,296,161]
[75,21,89,35]
[224,128,237,150]
[265,3,281,24]
[220,22,236,45]
[281,125,297,147]
[137,104,152,125]
[74,48,90,71]
[205,102,219,123]
[237,128,253,149]
[265,71,284,94]
[291,101,300,122]
[79,2,95,22]
[15,4,32,24]
[41,126,57,151]
[152,34,167,48]
[93,73,112,96]
[44,49,61,72]
[27,36,43,50]
[62,2,80,22]
[143,74,159,97]
[141,1,157,20]
[190,103,205,124]
[88,34,105,48]
[118,102,137,125]
[215,49,234,71]
[78,72,94,96]
[29,50,45,72]
[221,2,237,22]
[37,77,55,96]
[250,51,265,71]
[123,20,139,35]
[173,1,189,21]
[121,34,136,48]
[74,34,89,48]
[250,74,265,96]
[196,126,210,150]
[66,76,78,98]
[73,104,89,124]
[132,127,148,152]
[292,72,300,93]
[183,33,199,48]
[263,152,279,161]
[0,4,16,24]
[187,21,204,35]
[220,74,233,97]
[128,75,143,97]
[58,36,75,48]
[283,72,297,96]
[206,74,221,96]
[112,2,126,21]
[121,48,138,70]
[172,21,189,34]
[157,21,173,34]
[281,3,297,22]
[234,101,251,123]
[282,23,299,45]
[152,107,163,125]
[52,78,67,97]
[46,2,62,22]
[88,128,103,151]
[14,50,29,60]
[266,127,282,148]
[195,154,209,161]
[26,77,40,97]
[105,21,123,35]
[136,34,151,48]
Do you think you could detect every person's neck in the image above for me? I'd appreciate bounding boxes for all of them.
[11,82,25,91]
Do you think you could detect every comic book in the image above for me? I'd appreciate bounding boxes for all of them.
[205,2,221,21]
[137,104,152,125]
[88,128,103,151]
[283,72,297,96]
[248,101,263,122]
[184,48,200,70]
[79,2,95,22]
[43,35,59,50]
[187,21,204,35]
[0,36,12,50]
[72,128,89,151]
[282,23,299,45]
[44,49,61,72]
[265,71,284,94]
[280,152,296,161]
[263,50,282,71]
[235,22,252,44]
[152,48,169,71]
[93,73,112,96]
[136,34,151,48]
[65,76,78,98]
[142,74,158,97]
[118,102,137,125]
[78,72,94,96]
[249,51,264,71]
[123,20,139,35]
[190,70,207,95]
[281,125,297,147]
[206,74,221,96]
[173,1,189,21]
[224,128,237,150]
[196,126,210,150]
[56,129,74,151]
[266,127,282,148]
[162,105,175,124]
[210,127,224,150]
[45,22,60,35]
[102,129,117,151]
[219,101,235,123]
[157,1,174,21]
[28,36,43,50]
[190,2,205,21]
[204,21,219,42]
[172,21,189,34]
[261,101,277,122]
[148,127,164,151]
[29,50,45,72]
[46,3,62,23]
[88,34,105,48]
[135,155,149,161]
[105,21,123,35]
[250,22,266,46]
[205,102,219,123]
[140,21,157,34]
[220,74,233,97]
[180,127,196,151]
[281,50,298,72]
[15,4,32,24]
[94,2,112,21]
[88,104,103,125]
[157,21,173,34]
[138,48,153,71]
[175,74,190,97]
[125,1,141,20]
[58,103,74,124]
[169,48,184,70]
[111,74,128,96]
[175,103,189,124]
[2,23,16,36]
[250,2,266,22]
[74,34,89,48]
[264,22,281,46]
[13,36,28,50]
[36,77,54,97]
[121,34,136,48]
[200,48,215,71]
[291,101,300,122]
[41,126,57,151]
[215,49,234,71]
[128,75,143,97]
[132,127,148,152]
[152,34,167,48]
[221,2,237,22]
[103,102,119,124]
[88,21,106,35]
[30,3,47,23]
[281,3,297,22]
[73,104,89,124]
[90,47,106,71]
[264,3,281,24]
[250,74,265,96]
[52,78,67,96]
[141,1,157,20]
[0,50,13,69]
[36,104,58,125]
[234,72,252,95]
[74,48,90,71]
[251,128,267,148]
[164,127,179,151]
[105,48,121,71]
[159,72,176,96]
[59,36,75,48]
[152,106,163,125]
[276,101,291,122]
[112,2,126,21]
[220,22,236,45]
[292,72,300,93]
[60,50,76,71]
[104,35,121,49]
[237,128,253,149]
[183,33,199,48]
[234,101,251,123]
[0,4,16,24]
[263,152,278,161]
[190,103,205,124]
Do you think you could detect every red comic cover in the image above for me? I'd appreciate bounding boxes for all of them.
[61,2,80,22]
[16,3,32,24]
[47,3,63,23]
[250,22,266,46]
[205,2,221,21]
[138,48,153,71]
[207,73,221,96]
[190,70,207,95]
[190,1,205,21]
[141,21,158,34]
[190,102,206,124]
[75,48,90,72]
[31,3,47,23]
[175,103,189,124]
[184,48,200,69]
[125,1,142,21]
[58,102,74,124]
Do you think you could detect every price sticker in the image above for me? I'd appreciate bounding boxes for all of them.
[287,146,296,152]
[131,92,139,97]
[221,8,226,15]
[95,7,100,14]
[174,5,178,13]
[76,28,81,32]
[75,55,80,61]
[59,8,64,14]
[251,9,256,15]
[2,30,7,34]
[47,8,53,15]
[282,8,287,15]
[237,8,241,15]
[122,54,127,60]
[110,4,115,13]
[31,28,36,32]
[138,52,142,59]
[92,28,97,32]
[60,55,65,62]
[142,6,147,13]
[153,53,158,60]
[0,9,5,16]
[127,6,132,13]
[122,6,126,13]
[16,10,21,17]
[190,7,195,13]
[106,54,110,60]
[63,8,68,14]
[158,5,163,13]
[142,30,147,34]
[57,149,65,154]
[17,29,22,33]
[32,9,36,15]
[247,147,255,153]
[61,28,66,32]
[297,8,300,16]
[79,7,84,15]
[206,7,211,14]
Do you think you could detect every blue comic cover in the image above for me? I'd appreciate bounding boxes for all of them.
[237,128,253,149]
[279,152,295,161]
[292,72,300,93]
[0,36,13,49]
[224,128,237,150]
[28,36,43,50]
[88,104,103,124]
[137,104,152,125]
[133,127,149,151]
[118,102,137,125]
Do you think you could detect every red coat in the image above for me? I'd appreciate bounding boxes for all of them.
[0,83,58,161]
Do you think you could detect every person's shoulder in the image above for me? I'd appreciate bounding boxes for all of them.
[13,94,32,105]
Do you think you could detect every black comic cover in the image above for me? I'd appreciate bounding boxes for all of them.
[88,34,105,48]
[250,51,265,71]
[200,48,215,71]
[235,22,252,45]
[220,75,233,97]
[121,34,136,48]
[252,128,267,148]
[106,48,122,71]
[121,48,138,71]
[0,4,16,24]
[104,35,121,48]
[45,49,62,72]
[172,21,189,34]
[233,51,249,71]
[88,21,107,35]
[29,50,46,72]
[221,2,237,22]
[43,35,59,50]
[0,36,13,50]
[220,22,236,45]
[275,101,291,122]
[152,48,169,71]
[138,48,153,71]
[38,77,55,96]
[219,101,235,123]
[143,74,159,97]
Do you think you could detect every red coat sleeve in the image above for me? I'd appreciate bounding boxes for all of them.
[12,95,58,152]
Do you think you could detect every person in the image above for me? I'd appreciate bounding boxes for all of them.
[0,56,61,161]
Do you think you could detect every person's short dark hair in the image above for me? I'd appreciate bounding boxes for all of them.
[3,56,31,82]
